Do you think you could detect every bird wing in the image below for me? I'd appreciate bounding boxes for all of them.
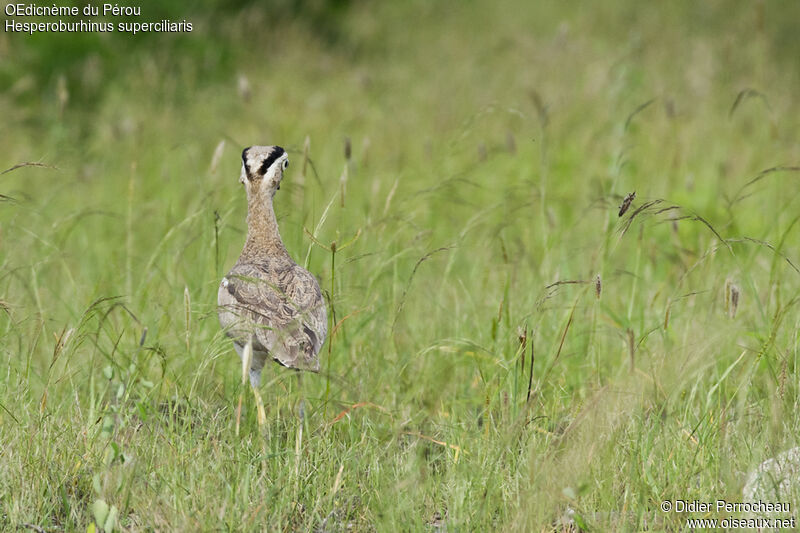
[218,260,327,371]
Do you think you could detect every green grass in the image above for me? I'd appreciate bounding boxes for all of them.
[2,1,800,530]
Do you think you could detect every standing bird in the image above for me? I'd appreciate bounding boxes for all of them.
[218,145,327,425]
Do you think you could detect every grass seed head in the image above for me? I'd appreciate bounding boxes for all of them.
[210,140,225,175]
[618,191,636,217]
[237,74,251,102]
[729,284,740,318]
[57,74,69,115]
[724,278,740,318]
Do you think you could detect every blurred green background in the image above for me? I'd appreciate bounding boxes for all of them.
[2,1,800,530]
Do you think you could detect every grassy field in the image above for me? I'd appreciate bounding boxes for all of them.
[2,1,800,530]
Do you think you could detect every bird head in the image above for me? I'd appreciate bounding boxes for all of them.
[240,145,289,197]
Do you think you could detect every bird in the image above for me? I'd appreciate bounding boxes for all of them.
[218,145,327,426]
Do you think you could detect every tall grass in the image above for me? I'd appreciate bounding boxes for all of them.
[2,1,799,530]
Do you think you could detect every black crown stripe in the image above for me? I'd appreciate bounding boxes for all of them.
[260,146,285,175]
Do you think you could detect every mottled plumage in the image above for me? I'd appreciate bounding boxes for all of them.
[218,145,327,387]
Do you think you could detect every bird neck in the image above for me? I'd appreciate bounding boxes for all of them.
[242,189,290,260]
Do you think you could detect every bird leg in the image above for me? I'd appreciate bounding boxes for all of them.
[296,371,305,422]
[248,350,267,426]
[253,387,267,427]
[235,339,267,432]
[235,340,252,435]
[293,370,304,481]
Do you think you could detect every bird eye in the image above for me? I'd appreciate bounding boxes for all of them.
[282,159,289,170]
